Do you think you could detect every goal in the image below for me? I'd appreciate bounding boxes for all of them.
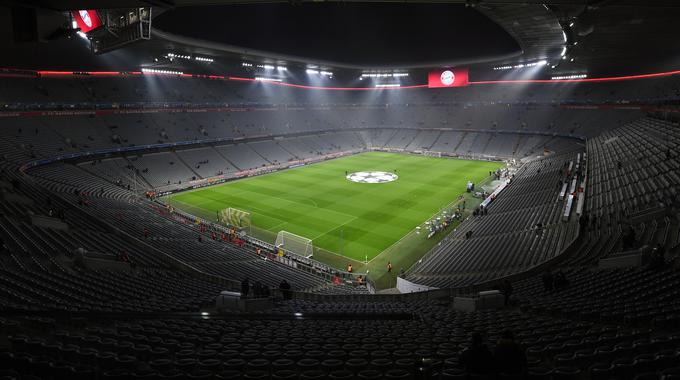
[275,231,314,258]
[217,207,252,232]
[423,151,442,158]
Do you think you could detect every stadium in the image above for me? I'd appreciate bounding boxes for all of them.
[0,0,679,379]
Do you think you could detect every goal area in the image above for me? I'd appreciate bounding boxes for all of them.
[217,207,252,231]
[275,231,314,258]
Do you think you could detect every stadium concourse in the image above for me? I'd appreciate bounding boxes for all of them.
[1,1,680,379]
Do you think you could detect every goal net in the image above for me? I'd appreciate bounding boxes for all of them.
[217,207,251,231]
[423,151,442,158]
[275,231,313,258]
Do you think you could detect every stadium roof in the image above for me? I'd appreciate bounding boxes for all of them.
[151,3,524,69]
[2,0,680,76]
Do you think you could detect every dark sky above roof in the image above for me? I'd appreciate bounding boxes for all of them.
[154,3,521,67]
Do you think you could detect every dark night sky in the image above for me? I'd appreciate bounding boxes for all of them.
[154,3,520,66]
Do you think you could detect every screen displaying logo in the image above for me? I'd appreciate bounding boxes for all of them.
[71,10,102,33]
[79,10,92,27]
[440,70,455,86]
[428,68,469,88]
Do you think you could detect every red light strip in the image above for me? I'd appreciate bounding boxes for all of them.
[82,71,120,76]
[471,70,680,85]
[36,70,143,77]
[23,68,680,89]
[37,70,74,76]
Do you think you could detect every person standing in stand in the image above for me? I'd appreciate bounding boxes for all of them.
[241,278,250,298]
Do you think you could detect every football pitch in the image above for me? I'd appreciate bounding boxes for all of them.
[167,152,502,262]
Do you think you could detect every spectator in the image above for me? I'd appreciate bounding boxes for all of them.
[501,279,513,306]
[494,330,527,376]
[347,263,353,273]
[241,278,250,298]
[554,270,569,290]
[648,243,666,270]
[460,332,494,375]
[279,279,292,300]
[387,261,393,273]
[252,281,263,297]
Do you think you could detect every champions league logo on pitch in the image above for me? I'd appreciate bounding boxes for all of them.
[440,70,455,86]
[346,171,398,184]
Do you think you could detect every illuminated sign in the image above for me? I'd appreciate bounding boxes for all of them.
[71,10,102,33]
[428,68,469,88]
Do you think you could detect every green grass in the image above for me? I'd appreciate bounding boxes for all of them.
[167,152,501,265]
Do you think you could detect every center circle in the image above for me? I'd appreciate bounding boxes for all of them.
[346,171,398,184]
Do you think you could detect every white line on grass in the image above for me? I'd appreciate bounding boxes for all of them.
[365,171,499,265]
[308,215,359,241]
[230,188,355,221]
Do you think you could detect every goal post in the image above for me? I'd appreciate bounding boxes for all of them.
[217,207,252,232]
[275,230,314,258]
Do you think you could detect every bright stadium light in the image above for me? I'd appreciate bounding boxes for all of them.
[277,66,287,71]
[375,83,400,88]
[194,56,213,63]
[493,60,549,71]
[306,69,332,77]
[242,62,253,67]
[167,53,191,60]
[142,68,183,75]
[255,77,282,82]
[361,72,409,78]
[551,74,587,80]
